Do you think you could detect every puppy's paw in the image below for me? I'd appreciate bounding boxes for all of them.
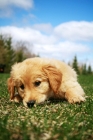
[68,95,86,104]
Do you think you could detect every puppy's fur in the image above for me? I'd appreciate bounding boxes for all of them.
[7,57,85,107]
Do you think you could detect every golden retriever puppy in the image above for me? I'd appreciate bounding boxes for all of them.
[7,57,85,107]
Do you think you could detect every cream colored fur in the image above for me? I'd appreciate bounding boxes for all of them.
[7,57,85,107]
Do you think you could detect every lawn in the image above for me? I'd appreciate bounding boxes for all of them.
[0,74,93,140]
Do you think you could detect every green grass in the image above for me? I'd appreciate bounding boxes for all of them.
[0,74,93,140]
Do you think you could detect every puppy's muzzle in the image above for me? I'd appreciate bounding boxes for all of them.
[27,100,35,108]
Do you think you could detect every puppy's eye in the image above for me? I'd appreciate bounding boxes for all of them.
[20,84,24,90]
[34,81,41,87]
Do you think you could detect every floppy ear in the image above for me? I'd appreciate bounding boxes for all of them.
[43,65,62,93]
[7,77,15,100]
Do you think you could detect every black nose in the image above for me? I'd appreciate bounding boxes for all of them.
[27,100,35,107]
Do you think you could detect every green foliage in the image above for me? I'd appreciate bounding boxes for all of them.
[87,65,92,74]
[5,37,16,72]
[0,36,9,65]
[82,64,87,75]
[0,74,93,140]
[0,35,37,73]
[72,56,80,74]
[16,48,25,62]
[72,56,93,75]
[0,35,16,72]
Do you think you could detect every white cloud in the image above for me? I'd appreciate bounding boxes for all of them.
[0,0,34,18]
[0,26,56,44]
[54,21,93,41]
[0,21,93,66]
[0,0,34,9]
[33,41,90,61]
[32,23,53,34]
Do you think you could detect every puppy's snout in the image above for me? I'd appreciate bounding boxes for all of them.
[27,100,35,107]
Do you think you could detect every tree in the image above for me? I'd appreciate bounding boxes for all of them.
[0,36,7,73]
[15,41,37,62]
[87,65,92,74]
[82,64,87,75]
[0,35,22,72]
[72,56,80,74]
[0,35,16,72]
[0,34,38,72]
[0,36,7,64]
[5,37,16,72]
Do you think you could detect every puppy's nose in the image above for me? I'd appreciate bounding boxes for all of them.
[27,100,35,107]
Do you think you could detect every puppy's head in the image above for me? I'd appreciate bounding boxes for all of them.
[7,60,62,107]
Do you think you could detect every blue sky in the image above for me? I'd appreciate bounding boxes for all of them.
[0,0,93,67]
[0,0,93,26]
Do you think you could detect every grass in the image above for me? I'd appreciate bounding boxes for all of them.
[0,74,93,140]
